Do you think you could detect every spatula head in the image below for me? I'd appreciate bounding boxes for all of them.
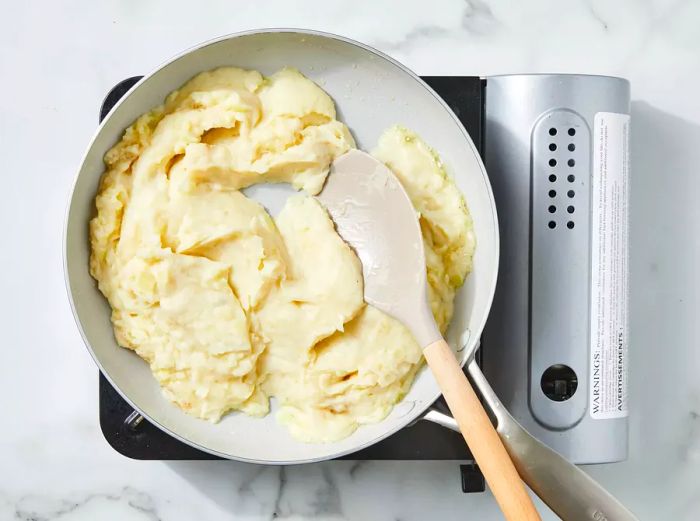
[317,150,440,347]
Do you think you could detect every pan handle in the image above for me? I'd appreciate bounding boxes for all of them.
[421,360,637,521]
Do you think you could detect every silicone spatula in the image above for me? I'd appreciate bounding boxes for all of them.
[318,149,541,521]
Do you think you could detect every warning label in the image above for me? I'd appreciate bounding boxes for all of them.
[590,112,630,420]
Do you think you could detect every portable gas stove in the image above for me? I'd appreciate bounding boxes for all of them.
[98,74,629,491]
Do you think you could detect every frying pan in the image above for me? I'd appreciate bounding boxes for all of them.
[65,29,636,521]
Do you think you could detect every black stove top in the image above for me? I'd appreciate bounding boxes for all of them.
[98,75,486,493]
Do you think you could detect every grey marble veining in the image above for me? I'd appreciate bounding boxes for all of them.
[1,0,699,519]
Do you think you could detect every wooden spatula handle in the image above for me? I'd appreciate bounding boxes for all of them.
[424,339,541,521]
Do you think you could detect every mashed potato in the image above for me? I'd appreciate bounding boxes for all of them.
[373,126,476,332]
[90,67,474,441]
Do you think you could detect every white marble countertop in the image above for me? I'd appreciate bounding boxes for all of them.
[2,0,699,519]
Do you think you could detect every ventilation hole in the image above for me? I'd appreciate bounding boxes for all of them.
[549,189,556,197]
[549,159,557,167]
[567,190,575,198]
[549,143,557,151]
[568,128,576,136]
[567,174,575,182]
[567,205,575,214]
[549,174,557,182]
[549,128,557,136]
[567,221,575,229]
[568,159,575,167]
[568,143,575,152]
[548,221,556,229]
[548,205,556,214]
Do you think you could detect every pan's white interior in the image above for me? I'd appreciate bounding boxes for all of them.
[65,30,499,463]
